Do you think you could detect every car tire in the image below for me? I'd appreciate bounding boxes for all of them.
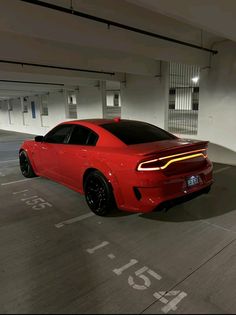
[84,170,115,216]
[19,150,37,178]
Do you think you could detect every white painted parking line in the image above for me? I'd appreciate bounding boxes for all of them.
[55,212,95,228]
[213,166,231,174]
[1,177,40,186]
[86,241,110,254]
[108,253,116,259]
[0,159,18,164]
[13,189,29,194]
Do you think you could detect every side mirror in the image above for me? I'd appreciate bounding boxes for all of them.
[35,136,44,142]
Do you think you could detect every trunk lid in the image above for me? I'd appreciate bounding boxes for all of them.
[127,138,208,157]
[129,138,209,176]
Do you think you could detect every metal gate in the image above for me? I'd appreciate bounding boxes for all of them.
[168,62,200,135]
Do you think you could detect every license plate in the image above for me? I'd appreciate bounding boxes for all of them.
[186,175,200,187]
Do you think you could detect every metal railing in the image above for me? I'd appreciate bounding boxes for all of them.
[168,62,200,135]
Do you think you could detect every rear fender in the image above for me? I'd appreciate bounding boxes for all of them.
[83,160,124,207]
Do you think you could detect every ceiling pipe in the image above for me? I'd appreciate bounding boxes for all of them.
[0,59,115,76]
[0,79,65,86]
[20,0,218,55]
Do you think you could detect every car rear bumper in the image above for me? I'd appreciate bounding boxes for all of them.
[118,163,213,213]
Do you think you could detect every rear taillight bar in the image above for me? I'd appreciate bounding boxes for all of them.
[137,149,207,171]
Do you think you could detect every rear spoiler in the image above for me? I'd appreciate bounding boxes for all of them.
[141,141,209,158]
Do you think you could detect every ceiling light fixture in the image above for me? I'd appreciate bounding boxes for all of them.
[191,76,199,83]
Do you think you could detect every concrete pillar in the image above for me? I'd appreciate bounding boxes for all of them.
[120,61,169,129]
[77,84,103,119]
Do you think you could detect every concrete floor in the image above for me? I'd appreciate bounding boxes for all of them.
[0,129,236,314]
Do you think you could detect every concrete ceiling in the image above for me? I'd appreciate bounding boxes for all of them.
[0,0,228,99]
[127,0,236,42]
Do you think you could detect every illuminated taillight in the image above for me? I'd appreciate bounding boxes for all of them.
[137,149,207,171]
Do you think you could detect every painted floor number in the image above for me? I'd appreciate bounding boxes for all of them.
[154,291,187,313]
[13,190,52,210]
[86,241,187,313]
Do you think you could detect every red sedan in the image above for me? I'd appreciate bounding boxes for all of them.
[19,119,213,216]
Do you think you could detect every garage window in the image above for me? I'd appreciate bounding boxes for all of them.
[41,94,49,116]
[106,91,121,107]
[66,91,78,119]
[8,102,13,111]
[168,62,200,135]
[23,97,28,113]
[104,81,121,119]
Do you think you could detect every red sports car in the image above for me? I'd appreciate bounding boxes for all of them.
[19,119,213,215]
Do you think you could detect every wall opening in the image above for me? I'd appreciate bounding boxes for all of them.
[66,90,78,119]
[22,96,29,126]
[8,100,13,125]
[40,94,50,127]
[103,81,121,119]
[168,62,200,135]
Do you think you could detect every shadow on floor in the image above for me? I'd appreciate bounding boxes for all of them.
[139,170,236,222]
[208,142,236,166]
[106,208,135,217]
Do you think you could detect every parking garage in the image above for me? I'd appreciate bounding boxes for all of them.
[0,0,236,314]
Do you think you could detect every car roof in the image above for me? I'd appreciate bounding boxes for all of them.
[64,119,118,126]
[60,118,128,147]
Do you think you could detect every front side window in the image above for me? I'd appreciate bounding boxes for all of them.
[68,125,98,146]
[44,125,73,144]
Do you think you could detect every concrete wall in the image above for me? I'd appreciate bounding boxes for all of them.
[119,52,236,165]
[76,86,103,120]
[198,41,236,152]
[0,86,104,136]
[0,92,66,135]
[169,41,236,165]
[1,47,236,166]
[121,64,169,128]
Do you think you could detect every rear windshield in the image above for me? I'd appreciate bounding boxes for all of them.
[101,121,176,145]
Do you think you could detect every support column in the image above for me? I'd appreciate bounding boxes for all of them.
[121,61,169,129]
[77,84,103,119]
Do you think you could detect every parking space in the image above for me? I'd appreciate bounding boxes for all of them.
[0,130,236,314]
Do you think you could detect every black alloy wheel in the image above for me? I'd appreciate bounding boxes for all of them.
[19,151,36,178]
[84,170,115,216]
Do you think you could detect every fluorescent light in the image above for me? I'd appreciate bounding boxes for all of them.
[191,76,199,83]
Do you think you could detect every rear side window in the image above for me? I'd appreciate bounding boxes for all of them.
[101,121,175,145]
[68,125,98,146]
